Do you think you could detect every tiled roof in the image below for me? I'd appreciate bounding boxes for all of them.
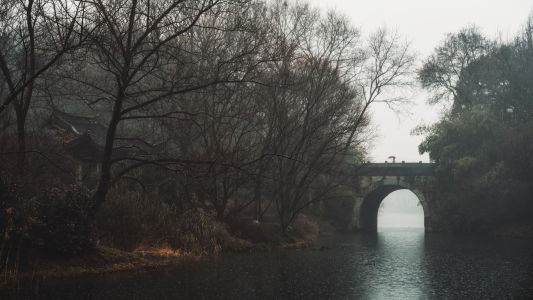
[48,109,144,162]
[50,110,107,146]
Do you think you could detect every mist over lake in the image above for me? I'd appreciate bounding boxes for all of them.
[2,0,533,298]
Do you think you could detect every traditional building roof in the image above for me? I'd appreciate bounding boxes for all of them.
[48,110,107,162]
[49,110,107,145]
[48,109,147,163]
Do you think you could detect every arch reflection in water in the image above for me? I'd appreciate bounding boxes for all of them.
[377,189,424,230]
[358,230,429,299]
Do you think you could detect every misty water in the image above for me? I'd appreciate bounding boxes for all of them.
[9,192,533,299]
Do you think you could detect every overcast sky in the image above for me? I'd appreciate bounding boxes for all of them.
[308,0,533,162]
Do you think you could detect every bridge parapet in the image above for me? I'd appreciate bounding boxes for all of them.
[357,162,435,177]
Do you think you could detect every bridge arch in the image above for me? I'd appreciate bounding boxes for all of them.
[355,177,432,232]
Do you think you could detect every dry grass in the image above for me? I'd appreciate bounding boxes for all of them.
[0,246,195,289]
[278,239,313,249]
[0,234,317,291]
[290,214,337,241]
[134,246,185,258]
[30,246,188,279]
[3,237,312,284]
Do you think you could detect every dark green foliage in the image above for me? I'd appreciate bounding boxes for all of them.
[419,22,533,232]
[1,181,95,257]
[25,186,95,256]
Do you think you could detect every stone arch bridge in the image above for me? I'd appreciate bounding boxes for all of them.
[350,162,436,232]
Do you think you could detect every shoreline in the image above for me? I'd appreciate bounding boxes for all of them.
[0,238,314,289]
[2,224,531,290]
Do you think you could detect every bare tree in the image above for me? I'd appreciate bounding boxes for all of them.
[255,8,415,232]
[73,0,265,213]
[251,2,361,232]
[344,27,416,151]
[0,0,86,172]
[418,26,493,107]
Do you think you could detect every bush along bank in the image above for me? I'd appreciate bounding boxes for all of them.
[1,180,332,287]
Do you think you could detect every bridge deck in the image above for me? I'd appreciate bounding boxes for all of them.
[357,162,435,176]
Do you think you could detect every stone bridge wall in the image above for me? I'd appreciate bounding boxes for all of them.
[318,163,439,233]
[350,174,436,232]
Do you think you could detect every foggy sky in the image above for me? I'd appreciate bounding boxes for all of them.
[378,190,425,228]
[308,0,533,162]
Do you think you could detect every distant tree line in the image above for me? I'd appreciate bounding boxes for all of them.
[418,17,533,232]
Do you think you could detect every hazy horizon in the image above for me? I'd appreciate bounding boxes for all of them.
[378,190,425,228]
[309,0,533,163]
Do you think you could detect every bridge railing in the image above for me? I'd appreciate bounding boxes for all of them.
[356,162,435,176]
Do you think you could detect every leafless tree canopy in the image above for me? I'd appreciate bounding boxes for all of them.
[0,0,414,232]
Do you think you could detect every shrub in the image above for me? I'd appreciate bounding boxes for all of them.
[1,180,95,273]
[97,187,236,255]
[0,179,25,274]
[96,186,180,251]
[25,186,95,256]
[227,217,282,243]
[176,209,232,255]
[0,179,22,243]
[290,214,320,241]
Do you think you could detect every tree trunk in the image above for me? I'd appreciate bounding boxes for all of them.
[15,116,26,178]
[253,177,262,221]
[91,92,123,215]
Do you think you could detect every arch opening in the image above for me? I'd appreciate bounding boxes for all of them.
[378,189,424,230]
[359,185,427,232]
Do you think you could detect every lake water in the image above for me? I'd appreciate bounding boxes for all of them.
[7,228,533,299]
[378,212,424,229]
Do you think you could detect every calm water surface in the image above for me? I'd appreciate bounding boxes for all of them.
[7,229,533,299]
